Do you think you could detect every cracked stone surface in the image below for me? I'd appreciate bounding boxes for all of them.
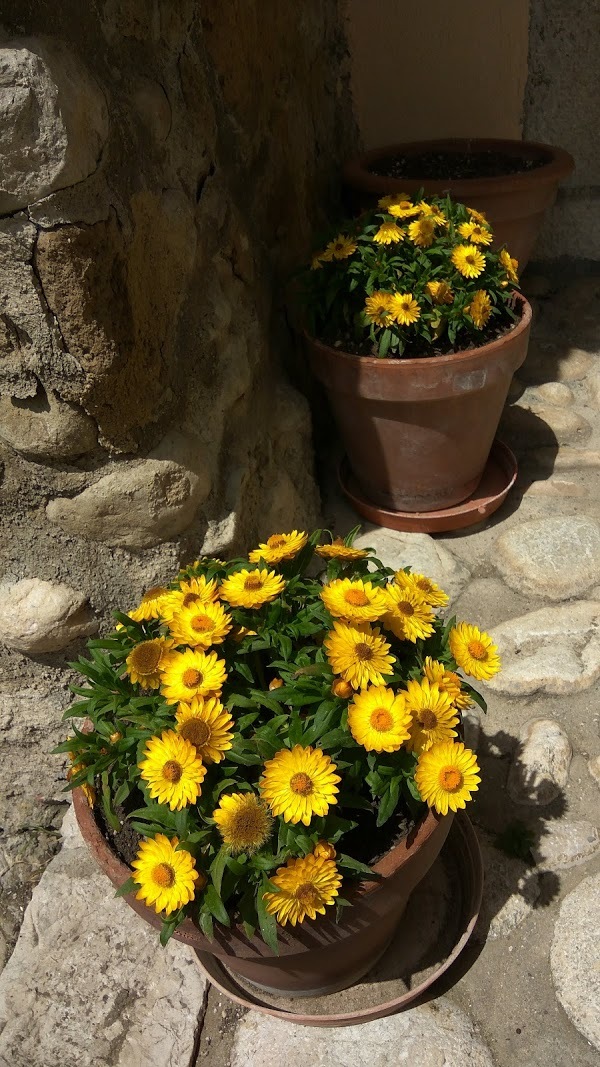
[494,517,600,600]
[551,874,600,1051]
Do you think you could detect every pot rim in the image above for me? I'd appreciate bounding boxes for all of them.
[306,291,531,372]
[343,137,575,197]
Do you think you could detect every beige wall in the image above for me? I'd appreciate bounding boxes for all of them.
[347,0,530,147]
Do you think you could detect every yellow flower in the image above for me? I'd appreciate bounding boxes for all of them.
[128,585,170,622]
[423,656,472,710]
[415,740,481,815]
[418,201,448,225]
[321,234,357,261]
[378,193,410,209]
[390,292,421,326]
[466,289,492,329]
[364,291,394,327]
[373,221,405,245]
[467,206,488,225]
[403,679,459,754]
[316,538,369,562]
[132,834,200,915]
[313,840,337,860]
[347,685,412,752]
[67,753,96,807]
[387,198,420,219]
[125,636,173,688]
[458,221,493,246]
[175,696,234,763]
[426,280,454,305]
[213,792,273,854]
[219,568,285,609]
[160,648,228,704]
[407,217,437,248]
[263,853,342,926]
[324,620,396,690]
[138,730,207,810]
[321,577,388,624]
[160,576,219,622]
[168,600,232,649]
[382,585,435,643]
[499,248,519,283]
[451,244,486,279]
[394,570,449,608]
[249,530,308,565]
[260,745,340,825]
[449,622,501,680]
[311,252,324,270]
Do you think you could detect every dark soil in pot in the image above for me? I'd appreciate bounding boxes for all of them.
[372,148,546,182]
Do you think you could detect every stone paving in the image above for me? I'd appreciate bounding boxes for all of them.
[1,273,600,1065]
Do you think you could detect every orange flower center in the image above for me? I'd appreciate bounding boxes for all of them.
[182,668,203,688]
[190,614,214,633]
[290,772,313,796]
[142,586,168,602]
[418,708,438,731]
[467,640,487,661]
[295,882,320,907]
[267,535,286,548]
[398,600,414,617]
[466,254,476,266]
[416,578,433,593]
[244,575,263,590]
[439,766,463,792]
[152,862,176,888]
[180,719,211,747]
[370,707,393,732]
[354,642,373,662]
[344,589,369,607]
[182,592,201,608]
[162,760,182,783]
[129,640,162,675]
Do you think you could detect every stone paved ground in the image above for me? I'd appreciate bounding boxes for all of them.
[1,273,600,1065]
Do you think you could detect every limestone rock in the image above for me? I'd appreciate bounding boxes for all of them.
[533,820,599,870]
[0,578,97,653]
[523,476,586,500]
[586,370,600,408]
[46,431,212,549]
[520,341,593,383]
[494,517,600,600]
[353,529,470,604]
[0,38,108,214]
[588,755,600,788]
[551,874,600,1051]
[230,997,494,1066]
[0,389,96,460]
[0,839,206,1067]
[530,447,600,471]
[501,403,590,448]
[473,832,541,940]
[529,381,575,406]
[507,719,572,806]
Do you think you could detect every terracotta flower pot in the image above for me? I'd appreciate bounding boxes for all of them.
[73,787,453,997]
[307,294,531,514]
[342,138,575,268]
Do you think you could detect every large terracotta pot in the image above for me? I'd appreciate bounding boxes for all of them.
[73,787,452,996]
[343,138,575,268]
[307,294,531,513]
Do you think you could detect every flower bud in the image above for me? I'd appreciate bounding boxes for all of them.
[269,677,284,690]
[331,678,353,699]
[313,840,336,860]
[109,731,122,744]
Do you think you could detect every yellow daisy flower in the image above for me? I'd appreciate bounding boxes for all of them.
[248,530,308,565]
[219,568,285,609]
[394,570,449,608]
[387,198,420,219]
[407,217,437,248]
[160,648,228,704]
[260,745,340,825]
[128,585,170,622]
[499,248,519,283]
[321,234,357,261]
[347,684,412,753]
[373,221,405,245]
[449,622,501,680]
[168,600,232,649]
[466,289,492,329]
[132,834,200,915]
[138,730,207,810]
[175,696,234,763]
[125,636,173,688]
[451,243,486,279]
[316,538,369,562]
[160,576,219,622]
[467,206,488,225]
[403,679,459,754]
[263,853,342,926]
[390,292,420,326]
[418,201,448,225]
[458,221,493,246]
[415,740,481,815]
[324,620,396,690]
[426,280,454,305]
[378,193,410,209]
[423,656,472,710]
[320,578,388,624]
[383,585,435,643]
[364,291,394,327]
[212,792,273,854]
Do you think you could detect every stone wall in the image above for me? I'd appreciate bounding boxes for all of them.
[0,0,355,958]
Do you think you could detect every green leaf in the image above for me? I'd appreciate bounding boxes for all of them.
[204,884,231,927]
[376,777,400,827]
[337,854,376,876]
[256,877,279,955]
[198,909,214,940]
[210,849,228,896]
[114,875,137,898]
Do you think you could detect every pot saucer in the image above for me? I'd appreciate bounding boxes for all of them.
[194,812,484,1028]
[338,439,517,535]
